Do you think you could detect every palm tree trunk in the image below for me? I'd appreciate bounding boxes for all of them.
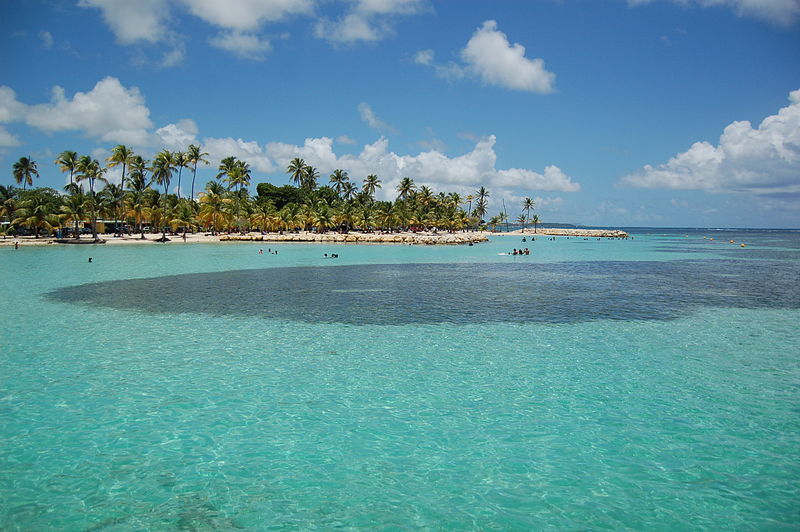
[190,164,197,201]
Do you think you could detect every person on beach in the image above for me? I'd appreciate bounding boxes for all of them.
[14,242,18,249]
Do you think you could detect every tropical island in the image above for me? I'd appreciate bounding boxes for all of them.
[2,145,627,246]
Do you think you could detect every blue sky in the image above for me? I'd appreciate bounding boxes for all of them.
[1,0,799,227]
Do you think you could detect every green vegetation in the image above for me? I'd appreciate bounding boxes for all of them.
[3,146,542,238]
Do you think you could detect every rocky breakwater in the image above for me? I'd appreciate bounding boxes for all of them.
[218,231,488,245]
[518,228,629,238]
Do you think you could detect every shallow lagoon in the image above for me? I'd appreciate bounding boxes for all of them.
[2,229,799,529]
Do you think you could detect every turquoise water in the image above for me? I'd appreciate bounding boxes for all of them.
[2,230,799,530]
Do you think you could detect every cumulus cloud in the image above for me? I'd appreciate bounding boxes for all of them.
[156,119,199,149]
[79,0,170,43]
[620,89,800,197]
[22,77,153,145]
[202,136,276,173]
[628,0,800,26]
[416,20,555,94]
[209,31,272,59]
[314,0,427,44]
[265,134,580,200]
[180,0,313,31]
[0,77,153,146]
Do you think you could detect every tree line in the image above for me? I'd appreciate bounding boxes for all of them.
[3,146,541,239]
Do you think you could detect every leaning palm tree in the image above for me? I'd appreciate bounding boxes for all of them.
[186,144,209,201]
[13,157,39,190]
[362,174,381,200]
[286,158,306,187]
[55,151,79,187]
[151,150,176,241]
[106,144,134,192]
[396,177,415,202]
[329,169,349,196]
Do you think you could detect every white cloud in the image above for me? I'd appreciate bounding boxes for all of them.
[209,31,272,59]
[413,48,434,65]
[265,134,580,199]
[79,0,169,43]
[620,89,800,197]
[160,44,186,68]
[22,77,153,146]
[628,0,800,26]
[180,0,313,31]
[461,20,555,94]
[39,30,54,48]
[0,87,26,123]
[314,0,427,44]
[202,136,276,173]
[416,20,555,94]
[0,126,21,147]
[358,102,395,132]
[336,135,358,145]
[156,119,199,149]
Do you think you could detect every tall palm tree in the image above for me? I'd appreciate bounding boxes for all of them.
[186,144,209,201]
[173,151,189,199]
[151,150,176,241]
[55,151,79,187]
[286,157,306,187]
[13,157,39,190]
[106,144,134,192]
[75,156,107,240]
[329,169,349,196]
[465,194,474,216]
[362,174,381,200]
[396,177,415,201]
[522,197,534,232]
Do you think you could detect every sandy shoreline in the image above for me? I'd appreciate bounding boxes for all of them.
[0,227,628,247]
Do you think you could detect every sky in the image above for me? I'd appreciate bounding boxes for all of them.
[1,0,799,228]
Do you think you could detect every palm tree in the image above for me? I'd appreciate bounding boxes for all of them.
[100,183,126,237]
[216,156,238,188]
[286,157,306,187]
[170,199,195,239]
[531,214,540,234]
[186,144,209,201]
[173,151,189,199]
[0,185,17,230]
[12,191,59,238]
[13,157,39,190]
[362,174,381,200]
[522,197,534,232]
[516,213,527,231]
[55,151,79,187]
[124,189,151,239]
[341,181,357,202]
[329,169,349,196]
[60,191,89,239]
[396,177,415,201]
[465,194,474,216]
[151,150,176,241]
[75,156,107,240]
[198,188,232,235]
[106,144,134,192]
[301,165,318,191]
